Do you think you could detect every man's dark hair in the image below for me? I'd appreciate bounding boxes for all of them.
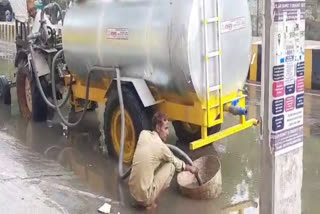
[152,112,168,130]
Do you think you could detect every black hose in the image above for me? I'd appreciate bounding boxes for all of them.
[68,65,130,179]
[43,2,64,25]
[166,144,203,186]
[30,46,72,109]
[167,144,193,164]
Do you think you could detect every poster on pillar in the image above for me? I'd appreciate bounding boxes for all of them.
[269,0,305,156]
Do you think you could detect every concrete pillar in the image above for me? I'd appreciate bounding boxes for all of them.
[260,0,305,213]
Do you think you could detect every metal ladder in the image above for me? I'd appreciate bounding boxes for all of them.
[202,0,223,126]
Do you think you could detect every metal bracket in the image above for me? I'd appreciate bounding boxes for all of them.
[119,77,161,107]
[89,66,161,107]
[30,50,50,77]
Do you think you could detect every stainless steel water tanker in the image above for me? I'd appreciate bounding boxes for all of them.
[62,0,252,104]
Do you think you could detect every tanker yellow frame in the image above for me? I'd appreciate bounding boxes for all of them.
[68,76,258,151]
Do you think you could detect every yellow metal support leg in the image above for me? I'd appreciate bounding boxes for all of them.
[240,115,246,124]
[190,119,259,150]
[201,126,207,139]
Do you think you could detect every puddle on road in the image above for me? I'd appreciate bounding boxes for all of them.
[0,96,261,214]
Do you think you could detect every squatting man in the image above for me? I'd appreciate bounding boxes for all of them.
[129,112,199,209]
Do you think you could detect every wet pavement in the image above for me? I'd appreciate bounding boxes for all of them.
[0,75,320,213]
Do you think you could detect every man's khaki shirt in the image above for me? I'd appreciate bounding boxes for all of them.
[129,130,185,202]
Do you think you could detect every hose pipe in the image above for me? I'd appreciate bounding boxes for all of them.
[116,67,132,180]
[51,52,92,127]
[43,2,64,25]
[166,144,203,186]
[30,46,72,109]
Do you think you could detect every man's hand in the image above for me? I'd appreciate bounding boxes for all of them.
[185,164,199,175]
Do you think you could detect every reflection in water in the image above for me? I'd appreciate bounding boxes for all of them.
[19,112,135,213]
[0,104,11,130]
[231,179,249,204]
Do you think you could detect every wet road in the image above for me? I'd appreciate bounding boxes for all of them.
[0,82,320,213]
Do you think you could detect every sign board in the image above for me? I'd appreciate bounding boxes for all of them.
[107,28,129,40]
[269,0,305,156]
[221,17,247,34]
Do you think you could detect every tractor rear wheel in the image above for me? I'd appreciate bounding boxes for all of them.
[104,85,151,163]
[0,75,11,105]
[16,60,48,121]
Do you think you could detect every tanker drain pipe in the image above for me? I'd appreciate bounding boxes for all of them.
[224,105,248,116]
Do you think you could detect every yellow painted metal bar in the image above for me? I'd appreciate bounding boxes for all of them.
[221,200,258,214]
[240,115,246,124]
[250,44,258,81]
[161,93,242,127]
[207,91,244,127]
[219,93,224,123]
[201,126,207,139]
[210,118,223,127]
[238,93,246,124]
[160,91,247,127]
[72,82,107,103]
[190,119,259,150]
[305,49,312,89]
[159,101,206,126]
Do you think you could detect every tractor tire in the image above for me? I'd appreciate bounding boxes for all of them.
[0,75,11,105]
[104,85,151,163]
[16,60,48,121]
[172,121,221,144]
